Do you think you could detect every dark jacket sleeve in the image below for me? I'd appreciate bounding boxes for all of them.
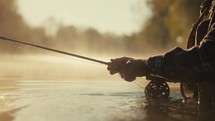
[147,23,215,82]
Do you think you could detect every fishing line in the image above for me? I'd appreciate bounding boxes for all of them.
[133,81,145,89]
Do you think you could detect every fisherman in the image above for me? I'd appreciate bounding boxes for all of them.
[107,0,215,109]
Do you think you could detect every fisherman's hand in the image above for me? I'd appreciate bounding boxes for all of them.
[107,57,132,75]
[107,57,148,82]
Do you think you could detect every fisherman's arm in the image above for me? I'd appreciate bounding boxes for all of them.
[108,23,215,82]
[147,23,215,82]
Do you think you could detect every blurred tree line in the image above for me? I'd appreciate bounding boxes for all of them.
[0,0,203,55]
[127,0,202,53]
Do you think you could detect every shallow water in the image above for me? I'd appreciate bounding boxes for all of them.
[0,55,213,121]
[0,79,202,121]
[0,80,143,121]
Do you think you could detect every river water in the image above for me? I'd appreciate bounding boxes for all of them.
[0,55,212,121]
[0,79,200,121]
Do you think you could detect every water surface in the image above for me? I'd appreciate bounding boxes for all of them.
[0,79,200,121]
[0,55,209,121]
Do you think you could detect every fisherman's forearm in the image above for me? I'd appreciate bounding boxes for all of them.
[146,39,215,82]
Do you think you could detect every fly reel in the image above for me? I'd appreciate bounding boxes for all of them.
[144,79,170,99]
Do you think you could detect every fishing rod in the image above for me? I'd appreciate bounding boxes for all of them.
[0,36,109,65]
[0,36,165,93]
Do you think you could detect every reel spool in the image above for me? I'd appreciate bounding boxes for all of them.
[144,79,170,99]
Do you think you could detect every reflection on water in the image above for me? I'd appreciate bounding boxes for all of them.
[0,79,214,121]
[0,107,26,121]
[143,98,198,121]
[1,55,215,121]
[143,98,215,121]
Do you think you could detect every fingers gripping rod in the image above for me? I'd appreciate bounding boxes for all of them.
[0,36,109,65]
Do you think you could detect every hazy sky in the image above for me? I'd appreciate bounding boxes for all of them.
[17,0,151,35]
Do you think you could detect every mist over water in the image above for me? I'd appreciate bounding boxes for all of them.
[0,54,203,121]
[0,0,140,55]
[0,1,210,121]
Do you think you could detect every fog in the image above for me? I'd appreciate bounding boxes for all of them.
[0,0,137,55]
[0,0,202,80]
[0,0,202,54]
[1,54,112,80]
[0,0,152,80]
[0,1,206,121]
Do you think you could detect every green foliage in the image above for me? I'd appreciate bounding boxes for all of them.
[127,0,203,52]
[0,0,204,54]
